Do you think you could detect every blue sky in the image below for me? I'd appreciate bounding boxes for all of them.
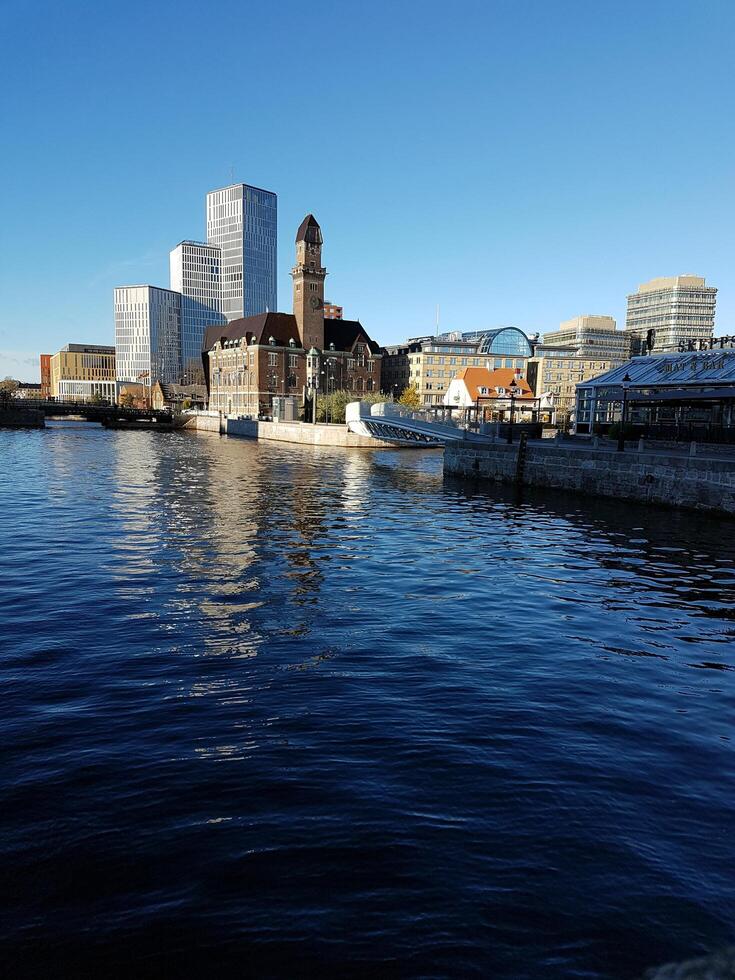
[1,0,733,380]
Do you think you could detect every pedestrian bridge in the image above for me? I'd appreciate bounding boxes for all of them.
[345,401,487,445]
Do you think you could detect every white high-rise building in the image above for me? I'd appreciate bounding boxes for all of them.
[170,241,225,381]
[206,183,277,321]
[114,286,182,385]
[625,276,717,353]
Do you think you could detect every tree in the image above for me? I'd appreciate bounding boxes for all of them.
[90,391,104,405]
[0,377,19,393]
[119,393,136,408]
[398,384,422,412]
[315,389,390,425]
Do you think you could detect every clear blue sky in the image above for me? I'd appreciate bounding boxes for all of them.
[1,0,733,380]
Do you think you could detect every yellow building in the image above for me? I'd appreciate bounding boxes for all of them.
[50,344,116,402]
[527,344,625,424]
[381,328,533,407]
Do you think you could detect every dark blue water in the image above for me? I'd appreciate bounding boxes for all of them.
[2,423,734,978]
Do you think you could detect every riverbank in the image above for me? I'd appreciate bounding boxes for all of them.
[444,437,735,516]
[184,412,425,448]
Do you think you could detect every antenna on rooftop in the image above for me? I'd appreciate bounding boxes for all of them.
[436,304,440,337]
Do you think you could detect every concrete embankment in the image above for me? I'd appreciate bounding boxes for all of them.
[0,408,44,428]
[184,413,413,449]
[444,438,735,516]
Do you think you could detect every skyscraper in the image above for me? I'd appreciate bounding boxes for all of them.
[625,276,717,353]
[114,286,182,385]
[170,241,225,382]
[206,183,277,321]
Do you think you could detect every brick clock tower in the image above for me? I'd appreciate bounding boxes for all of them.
[292,214,327,349]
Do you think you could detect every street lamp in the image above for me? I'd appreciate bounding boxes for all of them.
[506,378,519,444]
[617,372,632,453]
[307,347,320,424]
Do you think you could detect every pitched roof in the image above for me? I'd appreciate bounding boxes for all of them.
[324,318,380,354]
[295,214,323,245]
[455,367,534,402]
[578,349,735,389]
[203,313,381,355]
[203,313,302,352]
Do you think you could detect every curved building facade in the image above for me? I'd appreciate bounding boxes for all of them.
[476,327,534,358]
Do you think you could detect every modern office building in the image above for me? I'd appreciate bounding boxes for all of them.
[114,286,182,386]
[170,241,225,382]
[542,315,630,360]
[206,182,277,321]
[624,276,717,354]
[381,327,534,406]
[49,344,117,402]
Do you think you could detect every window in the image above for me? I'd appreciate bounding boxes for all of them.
[268,352,277,366]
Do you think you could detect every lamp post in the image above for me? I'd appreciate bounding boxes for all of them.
[307,347,320,424]
[506,378,519,444]
[617,372,632,453]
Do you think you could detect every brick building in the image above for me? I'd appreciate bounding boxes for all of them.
[204,216,382,417]
[39,354,51,399]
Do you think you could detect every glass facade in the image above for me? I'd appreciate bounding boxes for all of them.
[477,327,533,358]
[114,286,182,385]
[206,183,277,321]
[170,242,225,382]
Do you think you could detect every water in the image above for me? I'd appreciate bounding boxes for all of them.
[2,423,734,979]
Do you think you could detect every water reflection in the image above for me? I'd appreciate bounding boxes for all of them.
[2,425,734,979]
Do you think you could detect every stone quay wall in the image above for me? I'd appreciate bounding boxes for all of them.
[185,413,406,449]
[444,439,735,516]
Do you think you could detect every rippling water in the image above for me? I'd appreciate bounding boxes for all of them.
[2,423,734,978]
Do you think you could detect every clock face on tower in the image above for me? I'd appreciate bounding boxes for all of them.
[309,295,322,310]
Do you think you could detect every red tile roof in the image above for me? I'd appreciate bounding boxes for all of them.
[455,367,534,402]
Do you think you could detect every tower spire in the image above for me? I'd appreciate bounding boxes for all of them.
[292,215,327,349]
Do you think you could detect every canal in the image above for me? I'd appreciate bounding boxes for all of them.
[2,423,734,978]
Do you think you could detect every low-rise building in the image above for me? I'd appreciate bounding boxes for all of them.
[527,343,626,423]
[575,348,735,440]
[204,215,382,417]
[151,382,208,412]
[381,327,534,406]
[50,344,117,402]
[444,366,537,421]
[14,382,43,400]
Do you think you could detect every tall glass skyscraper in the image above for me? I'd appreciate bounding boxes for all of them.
[206,183,277,321]
[170,241,226,382]
[114,285,182,385]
